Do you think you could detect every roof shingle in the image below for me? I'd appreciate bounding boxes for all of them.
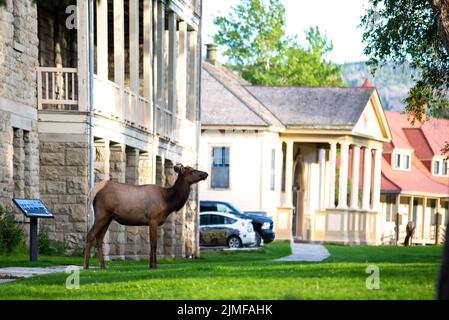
[245,86,374,129]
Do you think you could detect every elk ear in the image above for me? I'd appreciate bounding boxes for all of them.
[174,164,185,174]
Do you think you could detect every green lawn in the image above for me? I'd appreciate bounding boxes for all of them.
[0,242,443,300]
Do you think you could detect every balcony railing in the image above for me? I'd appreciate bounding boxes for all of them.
[36,67,192,144]
[37,67,78,110]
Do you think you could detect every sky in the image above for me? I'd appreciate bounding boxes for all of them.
[202,0,370,64]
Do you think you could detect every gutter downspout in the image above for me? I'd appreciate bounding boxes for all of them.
[87,0,95,228]
[195,0,203,259]
[152,0,157,184]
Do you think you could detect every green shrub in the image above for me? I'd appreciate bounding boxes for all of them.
[38,227,66,256]
[0,204,25,254]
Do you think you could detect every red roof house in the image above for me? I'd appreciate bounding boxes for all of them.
[380,111,449,244]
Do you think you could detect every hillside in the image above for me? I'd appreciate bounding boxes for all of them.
[340,62,418,111]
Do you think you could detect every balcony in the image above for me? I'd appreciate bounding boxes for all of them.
[36,67,195,146]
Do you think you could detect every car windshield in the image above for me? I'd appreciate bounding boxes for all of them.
[221,202,245,215]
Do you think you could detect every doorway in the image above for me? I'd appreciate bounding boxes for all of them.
[293,155,305,239]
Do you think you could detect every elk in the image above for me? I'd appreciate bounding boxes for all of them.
[83,164,208,269]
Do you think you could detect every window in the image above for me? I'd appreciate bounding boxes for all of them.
[211,147,230,188]
[430,199,437,225]
[210,214,225,225]
[404,155,410,169]
[393,153,411,171]
[200,215,210,226]
[433,159,449,176]
[395,154,401,168]
[200,204,217,212]
[413,199,418,223]
[216,203,233,213]
[270,149,276,191]
[224,217,237,225]
[384,195,395,222]
[434,160,440,175]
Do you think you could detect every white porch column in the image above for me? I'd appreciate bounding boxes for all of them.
[328,142,337,208]
[156,1,166,128]
[422,197,427,241]
[285,141,294,207]
[129,0,139,105]
[77,0,89,111]
[168,12,177,139]
[187,30,198,122]
[338,142,349,209]
[318,147,326,210]
[143,0,153,131]
[113,0,125,118]
[96,0,108,79]
[177,21,187,119]
[372,148,382,211]
[350,145,361,209]
[362,147,372,210]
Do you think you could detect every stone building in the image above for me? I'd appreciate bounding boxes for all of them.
[0,0,202,260]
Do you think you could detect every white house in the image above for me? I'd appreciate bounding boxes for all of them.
[199,56,392,244]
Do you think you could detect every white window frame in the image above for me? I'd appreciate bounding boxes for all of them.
[432,157,449,177]
[392,149,412,172]
[209,145,231,190]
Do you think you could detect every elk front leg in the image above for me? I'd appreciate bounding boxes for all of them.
[149,224,158,269]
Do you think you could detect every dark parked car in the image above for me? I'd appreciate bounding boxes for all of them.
[200,200,275,245]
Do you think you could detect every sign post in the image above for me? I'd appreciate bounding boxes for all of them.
[12,198,54,263]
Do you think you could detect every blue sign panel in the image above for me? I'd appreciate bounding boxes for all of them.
[13,198,54,218]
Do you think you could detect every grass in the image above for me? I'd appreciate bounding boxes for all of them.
[0,241,443,300]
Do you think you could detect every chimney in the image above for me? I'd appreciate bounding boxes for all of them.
[362,77,373,88]
[206,43,218,65]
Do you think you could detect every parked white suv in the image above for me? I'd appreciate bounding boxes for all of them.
[199,212,256,248]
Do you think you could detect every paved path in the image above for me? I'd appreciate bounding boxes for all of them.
[0,266,77,283]
[276,242,330,262]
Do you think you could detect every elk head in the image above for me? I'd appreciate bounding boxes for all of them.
[174,164,208,185]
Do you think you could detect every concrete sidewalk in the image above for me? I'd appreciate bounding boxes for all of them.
[0,266,77,284]
[276,242,330,262]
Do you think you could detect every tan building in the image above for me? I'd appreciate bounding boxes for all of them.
[0,0,202,259]
[200,59,392,244]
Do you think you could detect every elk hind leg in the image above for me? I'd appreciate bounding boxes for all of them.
[96,219,112,269]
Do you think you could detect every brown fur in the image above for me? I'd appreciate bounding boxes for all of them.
[83,164,207,269]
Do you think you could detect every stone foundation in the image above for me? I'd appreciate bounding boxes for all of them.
[0,111,14,205]
[39,140,89,255]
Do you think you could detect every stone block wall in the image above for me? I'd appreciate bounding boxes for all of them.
[39,141,89,255]
[0,111,14,205]
[0,0,39,107]
[0,111,39,243]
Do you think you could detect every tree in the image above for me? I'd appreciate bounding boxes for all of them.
[360,0,449,123]
[213,0,344,86]
[361,0,449,299]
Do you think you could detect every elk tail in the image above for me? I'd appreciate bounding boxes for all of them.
[88,180,109,215]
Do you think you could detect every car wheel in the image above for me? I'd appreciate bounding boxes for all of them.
[227,236,242,249]
[255,232,262,247]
